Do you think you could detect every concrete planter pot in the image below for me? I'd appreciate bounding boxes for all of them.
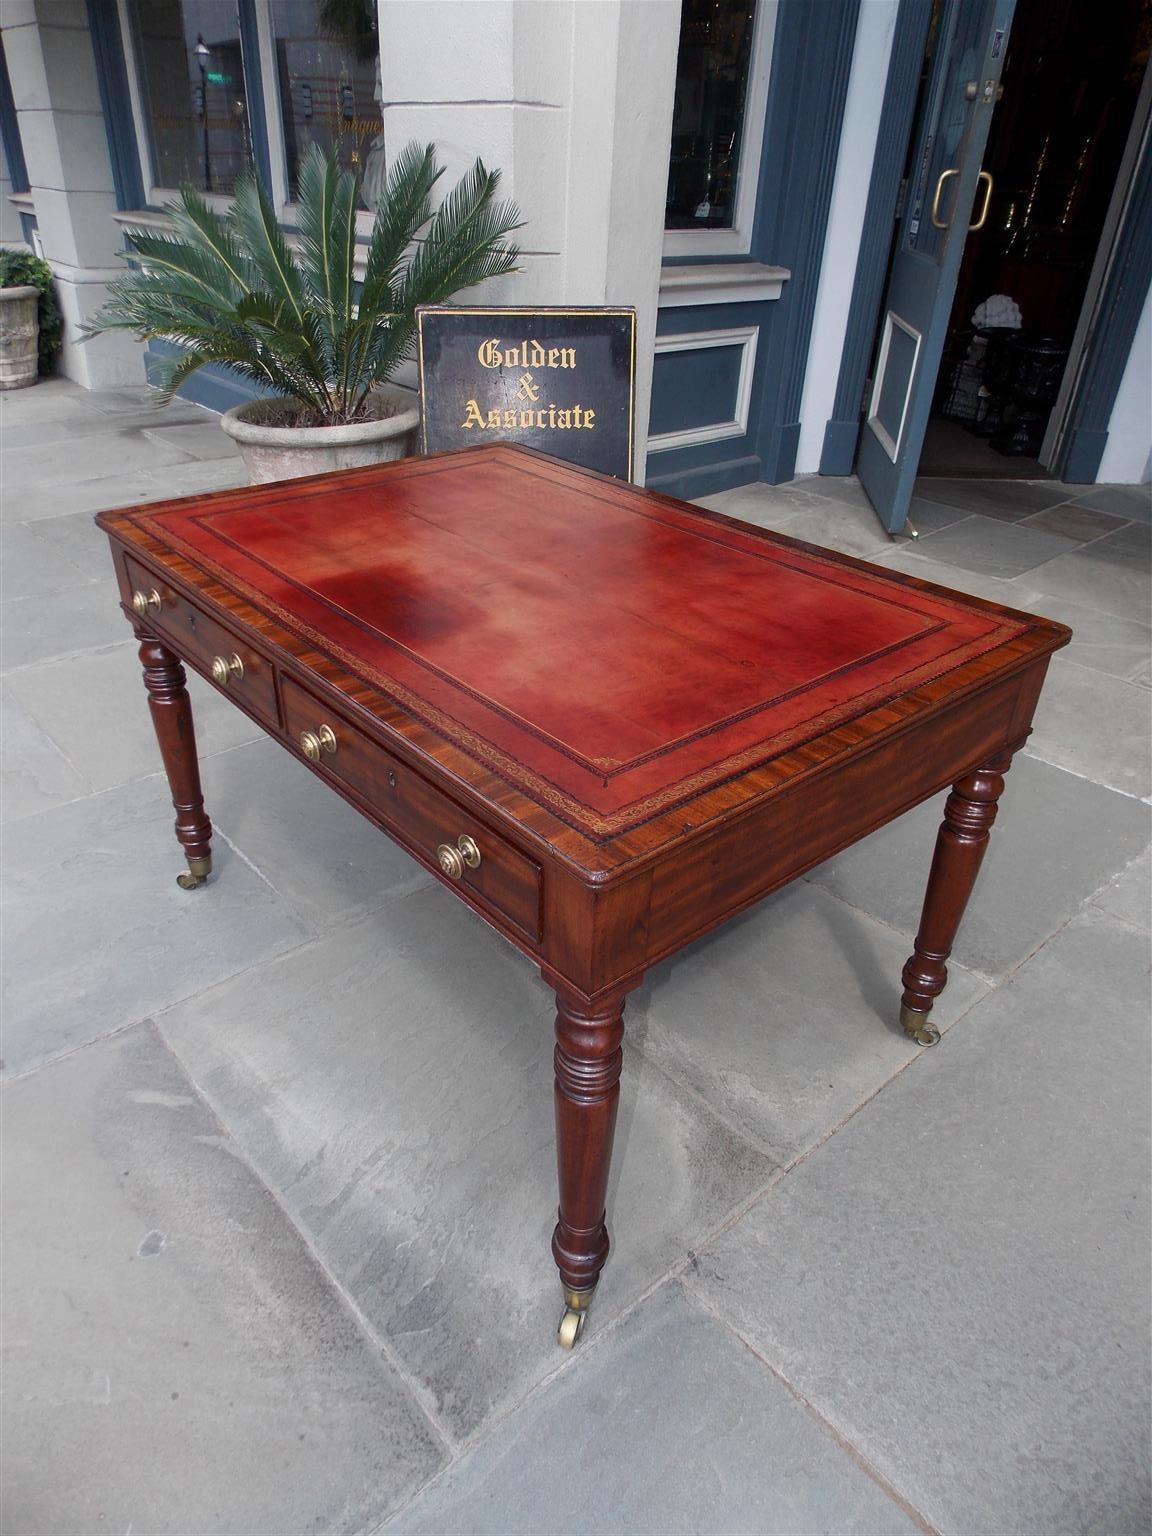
[220,391,421,484]
[0,286,40,391]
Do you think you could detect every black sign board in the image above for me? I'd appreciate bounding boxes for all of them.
[416,306,636,480]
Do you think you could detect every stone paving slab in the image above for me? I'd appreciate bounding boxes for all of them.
[864,544,1043,607]
[1,1023,446,1535]
[695,482,826,523]
[1026,526,1152,623]
[704,482,896,557]
[1,773,311,1075]
[807,754,1151,979]
[897,512,1076,578]
[630,881,988,1163]
[1069,482,1152,521]
[388,1280,921,1536]
[4,641,263,793]
[1,517,106,599]
[6,401,209,450]
[142,420,242,460]
[157,887,776,1444]
[688,906,1152,1536]
[1,577,127,672]
[0,468,175,524]
[1021,502,1129,542]
[902,495,975,534]
[1,685,92,823]
[1027,657,1151,799]
[1020,592,1152,681]
[911,476,1072,521]
[1,428,198,493]
[138,456,248,494]
[1092,844,1151,930]
[202,735,434,928]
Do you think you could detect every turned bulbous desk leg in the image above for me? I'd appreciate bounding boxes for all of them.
[551,988,626,1348]
[900,745,1019,1044]
[135,627,213,889]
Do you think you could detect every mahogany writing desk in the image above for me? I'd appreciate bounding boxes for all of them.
[97,444,1070,1348]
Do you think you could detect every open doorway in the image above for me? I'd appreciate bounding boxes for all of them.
[922,0,1152,479]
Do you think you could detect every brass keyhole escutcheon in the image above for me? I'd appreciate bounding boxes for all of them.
[299,724,338,762]
[131,588,162,618]
[436,834,482,880]
[211,653,244,686]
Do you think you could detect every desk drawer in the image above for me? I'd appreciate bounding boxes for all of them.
[281,676,542,941]
[124,555,279,730]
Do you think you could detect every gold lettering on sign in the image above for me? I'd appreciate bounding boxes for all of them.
[477,338,577,369]
[459,401,597,431]
[516,372,540,402]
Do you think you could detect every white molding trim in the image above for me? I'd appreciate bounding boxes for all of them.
[663,0,778,259]
[866,310,921,461]
[658,261,789,309]
[647,325,760,453]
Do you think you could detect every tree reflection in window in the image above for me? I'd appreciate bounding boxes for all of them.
[128,0,253,195]
[270,0,385,209]
[665,0,757,231]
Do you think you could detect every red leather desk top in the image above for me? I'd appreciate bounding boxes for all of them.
[118,445,1047,842]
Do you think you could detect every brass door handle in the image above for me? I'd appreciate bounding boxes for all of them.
[211,653,244,686]
[436,835,481,880]
[299,724,337,762]
[969,170,993,231]
[930,168,959,229]
[131,588,162,617]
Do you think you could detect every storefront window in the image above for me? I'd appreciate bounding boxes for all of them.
[128,0,252,195]
[665,0,757,231]
[268,0,383,206]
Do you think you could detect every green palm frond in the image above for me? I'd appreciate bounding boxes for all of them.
[229,167,308,325]
[401,159,522,308]
[359,141,442,314]
[84,143,524,424]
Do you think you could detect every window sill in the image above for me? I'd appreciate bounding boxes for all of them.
[658,262,790,309]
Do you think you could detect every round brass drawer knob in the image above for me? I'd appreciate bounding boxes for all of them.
[131,588,162,618]
[436,835,481,880]
[211,653,244,686]
[300,724,337,763]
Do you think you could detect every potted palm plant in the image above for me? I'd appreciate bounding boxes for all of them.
[86,142,521,482]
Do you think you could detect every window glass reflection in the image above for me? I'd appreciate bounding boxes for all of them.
[269,0,384,207]
[129,0,252,195]
[666,0,757,231]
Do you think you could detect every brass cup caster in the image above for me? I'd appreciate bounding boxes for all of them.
[557,1285,596,1350]
[177,854,212,891]
[900,1002,940,1047]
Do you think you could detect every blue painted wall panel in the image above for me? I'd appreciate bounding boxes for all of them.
[650,343,744,436]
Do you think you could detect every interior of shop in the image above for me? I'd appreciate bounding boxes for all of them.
[920,0,1152,478]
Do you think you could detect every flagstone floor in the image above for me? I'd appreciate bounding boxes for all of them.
[2,377,1149,1536]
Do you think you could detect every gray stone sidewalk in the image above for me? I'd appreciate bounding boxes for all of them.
[2,377,1149,1535]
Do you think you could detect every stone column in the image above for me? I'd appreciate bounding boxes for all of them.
[1,0,143,386]
[374,0,679,482]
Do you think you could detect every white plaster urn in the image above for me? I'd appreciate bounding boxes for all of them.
[220,390,421,484]
[0,285,40,391]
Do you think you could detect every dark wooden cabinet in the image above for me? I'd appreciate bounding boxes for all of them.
[98,444,1069,1347]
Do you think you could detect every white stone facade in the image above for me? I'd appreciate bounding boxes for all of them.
[374,0,679,482]
[1,0,1147,484]
[2,0,143,386]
